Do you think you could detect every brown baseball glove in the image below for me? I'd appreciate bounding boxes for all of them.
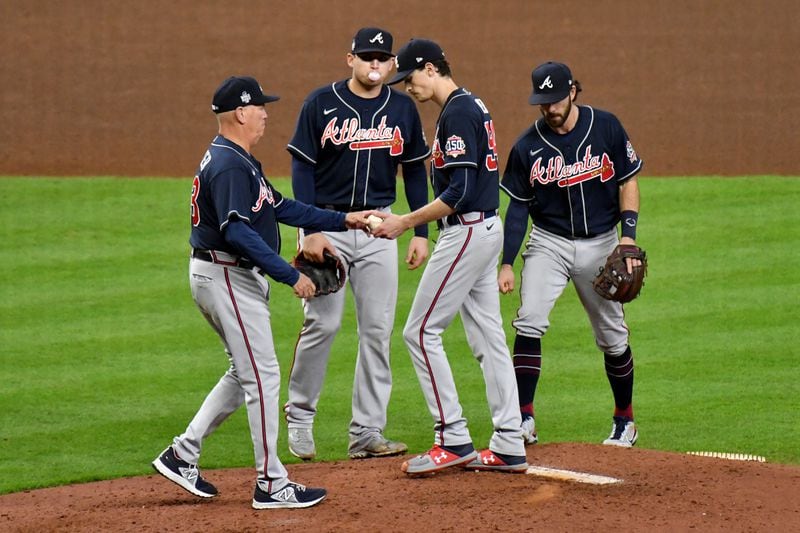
[291,250,346,297]
[593,244,647,303]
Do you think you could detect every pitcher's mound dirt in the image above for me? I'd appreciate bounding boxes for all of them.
[2,443,798,532]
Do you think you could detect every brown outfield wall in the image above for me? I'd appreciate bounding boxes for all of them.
[0,0,798,178]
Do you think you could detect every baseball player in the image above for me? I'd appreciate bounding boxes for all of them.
[284,27,430,461]
[498,61,644,447]
[151,76,378,509]
[374,38,527,474]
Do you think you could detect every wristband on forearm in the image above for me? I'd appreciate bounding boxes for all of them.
[620,210,638,239]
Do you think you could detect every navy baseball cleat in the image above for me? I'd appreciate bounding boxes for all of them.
[252,480,327,509]
[151,446,218,498]
[603,416,638,447]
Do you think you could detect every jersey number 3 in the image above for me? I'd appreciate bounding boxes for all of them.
[484,120,498,171]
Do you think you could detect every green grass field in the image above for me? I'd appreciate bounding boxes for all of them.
[1,176,798,495]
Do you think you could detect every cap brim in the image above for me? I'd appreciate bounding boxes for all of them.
[529,89,569,105]
[353,47,396,56]
[254,95,280,104]
[387,68,415,85]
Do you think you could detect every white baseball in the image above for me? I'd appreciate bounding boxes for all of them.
[367,214,383,232]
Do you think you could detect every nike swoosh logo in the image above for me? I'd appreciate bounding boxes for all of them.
[323,107,337,115]
[529,148,543,157]
[487,223,495,230]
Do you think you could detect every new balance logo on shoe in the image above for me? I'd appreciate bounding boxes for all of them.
[252,481,327,509]
[151,446,218,498]
[178,466,198,483]
[271,486,298,503]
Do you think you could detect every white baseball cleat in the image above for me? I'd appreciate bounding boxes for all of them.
[521,416,538,445]
[288,427,316,460]
[602,416,638,447]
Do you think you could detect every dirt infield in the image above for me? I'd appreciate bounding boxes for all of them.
[3,443,798,532]
[1,0,798,177]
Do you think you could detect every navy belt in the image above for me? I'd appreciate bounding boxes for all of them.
[191,249,257,270]
[437,210,497,230]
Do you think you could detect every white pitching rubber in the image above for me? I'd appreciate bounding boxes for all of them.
[526,466,622,485]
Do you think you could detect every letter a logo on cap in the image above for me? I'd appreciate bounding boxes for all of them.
[538,76,553,90]
[369,32,384,44]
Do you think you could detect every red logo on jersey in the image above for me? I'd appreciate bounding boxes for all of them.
[252,176,275,212]
[431,138,445,168]
[321,116,404,155]
[529,145,615,187]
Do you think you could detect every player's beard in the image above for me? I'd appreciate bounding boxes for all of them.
[543,98,572,129]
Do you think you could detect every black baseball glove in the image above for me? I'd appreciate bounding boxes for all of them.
[593,244,647,303]
[292,250,346,297]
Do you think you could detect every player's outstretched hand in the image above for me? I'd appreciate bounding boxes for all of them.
[371,213,409,240]
[498,264,515,294]
[293,272,317,299]
[345,210,383,232]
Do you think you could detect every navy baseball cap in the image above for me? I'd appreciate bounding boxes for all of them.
[529,62,574,105]
[211,76,279,114]
[351,27,394,56]
[386,38,445,85]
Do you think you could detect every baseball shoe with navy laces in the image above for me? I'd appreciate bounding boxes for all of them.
[602,416,638,447]
[151,446,218,498]
[464,449,529,473]
[252,480,327,509]
[401,443,477,475]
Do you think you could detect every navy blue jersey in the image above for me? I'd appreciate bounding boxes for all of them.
[287,80,430,209]
[190,135,343,255]
[431,88,500,213]
[501,106,643,238]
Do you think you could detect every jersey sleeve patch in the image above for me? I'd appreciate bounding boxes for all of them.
[626,140,638,163]
[444,135,467,158]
